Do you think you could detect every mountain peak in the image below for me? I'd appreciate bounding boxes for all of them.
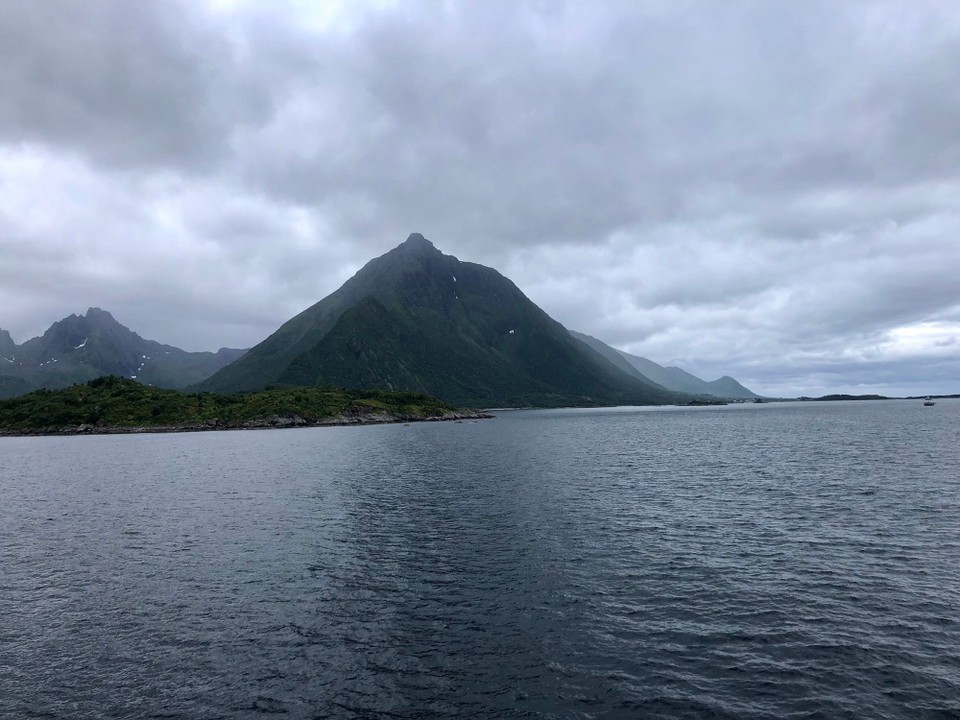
[84,307,116,322]
[1,309,248,399]
[400,232,435,252]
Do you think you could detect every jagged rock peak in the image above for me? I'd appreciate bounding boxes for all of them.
[0,328,16,354]
[84,307,116,322]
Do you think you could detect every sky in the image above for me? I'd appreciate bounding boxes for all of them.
[1,0,958,398]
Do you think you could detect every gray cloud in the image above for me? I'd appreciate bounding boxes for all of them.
[0,0,958,395]
[0,1,249,168]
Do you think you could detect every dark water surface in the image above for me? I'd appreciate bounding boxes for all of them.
[2,400,959,719]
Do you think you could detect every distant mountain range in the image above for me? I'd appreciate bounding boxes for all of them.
[2,234,758,406]
[570,332,758,399]
[0,308,245,399]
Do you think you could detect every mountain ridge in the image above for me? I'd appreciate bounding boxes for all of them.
[0,308,246,399]
[569,331,757,399]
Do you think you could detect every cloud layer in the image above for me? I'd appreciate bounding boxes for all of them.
[1,0,958,396]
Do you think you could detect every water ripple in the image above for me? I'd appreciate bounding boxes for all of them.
[1,400,959,718]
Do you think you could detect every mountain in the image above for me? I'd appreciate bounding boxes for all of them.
[0,308,246,399]
[0,329,16,358]
[0,373,30,399]
[0,330,21,395]
[617,351,758,399]
[569,331,657,382]
[570,331,758,399]
[697,374,759,400]
[199,233,681,407]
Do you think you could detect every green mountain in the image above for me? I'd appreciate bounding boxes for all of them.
[199,234,680,407]
[0,308,246,399]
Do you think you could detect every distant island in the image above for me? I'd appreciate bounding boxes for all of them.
[0,376,490,437]
[801,394,890,401]
[796,394,958,401]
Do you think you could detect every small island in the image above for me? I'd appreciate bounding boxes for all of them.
[807,393,890,401]
[0,376,491,436]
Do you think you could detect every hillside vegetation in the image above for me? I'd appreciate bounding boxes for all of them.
[0,376,476,435]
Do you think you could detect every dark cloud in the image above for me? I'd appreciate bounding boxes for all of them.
[0,2,243,168]
[0,0,958,395]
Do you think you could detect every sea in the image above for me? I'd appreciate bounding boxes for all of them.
[1,399,958,719]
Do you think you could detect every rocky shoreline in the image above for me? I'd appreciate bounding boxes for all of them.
[0,409,494,437]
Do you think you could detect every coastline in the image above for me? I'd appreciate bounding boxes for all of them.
[0,409,494,438]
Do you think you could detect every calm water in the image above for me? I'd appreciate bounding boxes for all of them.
[2,400,959,719]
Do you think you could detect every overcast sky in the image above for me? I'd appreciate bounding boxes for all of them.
[1,0,958,397]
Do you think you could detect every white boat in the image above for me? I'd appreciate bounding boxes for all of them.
[923,397,935,406]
